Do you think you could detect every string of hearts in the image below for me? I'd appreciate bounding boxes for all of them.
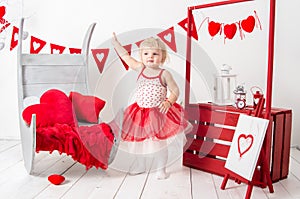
[198,10,262,41]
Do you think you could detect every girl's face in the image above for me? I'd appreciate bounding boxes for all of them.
[141,47,163,68]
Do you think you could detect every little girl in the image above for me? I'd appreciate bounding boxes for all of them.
[111,32,191,179]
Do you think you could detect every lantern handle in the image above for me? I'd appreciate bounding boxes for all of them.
[250,86,263,95]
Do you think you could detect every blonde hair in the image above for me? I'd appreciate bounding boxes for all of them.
[139,37,168,64]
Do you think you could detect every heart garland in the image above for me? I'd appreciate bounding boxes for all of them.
[198,10,262,42]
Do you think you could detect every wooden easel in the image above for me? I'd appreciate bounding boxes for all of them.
[220,98,274,199]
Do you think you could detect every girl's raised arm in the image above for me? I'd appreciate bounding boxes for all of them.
[112,32,143,71]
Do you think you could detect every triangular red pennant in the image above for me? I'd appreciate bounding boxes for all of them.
[30,36,46,54]
[157,27,177,53]
[135,39,144,48]
[10,26,19,51]
[69,48,81,54]
[50,43,65,54]
[114,44,132,70]
[178,15,198,40]
[0,21,10,34]
[91,48,109,73]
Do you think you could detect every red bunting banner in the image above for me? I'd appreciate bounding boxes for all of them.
[178,15,198,40]
[157,27,177,53]
[10,26,19,51]
[69,48,81,54]
[0,21,10,34]
[0,6,10,34]
[114,44,132,70]
[91,48,110,73]
[30,36,47,54]
[3,6,263,73]
[50,43,66,54]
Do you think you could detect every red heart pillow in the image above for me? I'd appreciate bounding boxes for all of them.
[241,15,255,33]
[224,23,237,39]
[22,89,76,127]
[208,21,221,37]
[48,174,65,185]
[69,91,106,123]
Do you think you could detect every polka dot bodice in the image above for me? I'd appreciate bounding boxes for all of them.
[136,68,167,108]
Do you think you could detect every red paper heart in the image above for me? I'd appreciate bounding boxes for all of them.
[48,174,65,185]
[208,21,221,37]
[238,134,254,157]
[241,15,255,33]
[0,6,6,19]
[224,23,237,39]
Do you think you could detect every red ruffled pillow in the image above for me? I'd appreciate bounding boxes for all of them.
[22,89,76,127]
[69,91,106,123]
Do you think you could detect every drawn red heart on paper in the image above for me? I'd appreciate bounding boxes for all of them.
[208,21,221,37]
[224,23,237,39]
[241,15,255,33]
[238,134,254,157]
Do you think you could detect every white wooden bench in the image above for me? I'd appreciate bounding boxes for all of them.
[16,18,105,174]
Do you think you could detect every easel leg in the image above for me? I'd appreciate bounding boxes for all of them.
[245,184,253,199]
[221,174,229,190]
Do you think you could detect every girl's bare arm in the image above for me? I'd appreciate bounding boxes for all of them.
[112,32,143,71]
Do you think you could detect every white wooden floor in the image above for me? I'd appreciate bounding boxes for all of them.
[1,139,300,199]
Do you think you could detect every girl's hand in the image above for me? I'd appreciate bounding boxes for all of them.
[112,32,119,46]
[158,100,172,114]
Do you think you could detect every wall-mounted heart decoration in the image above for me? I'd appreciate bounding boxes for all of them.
[241,15,255,33]
[224,23,237,39]
[208,21,221,37]
[197,10,261,42]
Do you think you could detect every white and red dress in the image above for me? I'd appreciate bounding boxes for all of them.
[111,67,192,155]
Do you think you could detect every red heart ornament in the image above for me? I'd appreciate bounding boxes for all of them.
[238,134,254,157]
[241,15,255,33]
[48,174,65,185]
[0,6,6,19]
[208,21,221,37]
[22,89,76,127]
[224,23,237,39]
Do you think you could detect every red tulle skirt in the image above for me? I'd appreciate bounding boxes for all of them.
[119,102,190,142]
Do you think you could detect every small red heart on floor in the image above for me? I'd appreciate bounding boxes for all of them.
[48,174,65,185]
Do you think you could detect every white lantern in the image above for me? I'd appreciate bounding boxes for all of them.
[213,64,237,105]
